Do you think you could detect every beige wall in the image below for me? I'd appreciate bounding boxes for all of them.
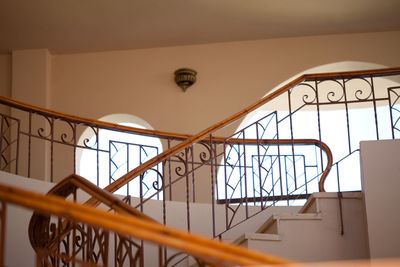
[1,30,400,185]
[0,54,11,117]
[1,31,399,135]
[0,54,11,99]
[11,50,52,181]
[360,139,400,259]
[50,31,400,135]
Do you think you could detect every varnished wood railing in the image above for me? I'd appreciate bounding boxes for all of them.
[101,67,400,196]
[0,182,291,266]
[0,95,191,140]
[28,174,155,254]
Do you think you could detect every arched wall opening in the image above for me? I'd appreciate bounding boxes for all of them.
[217,61,400,203]
[76,113,163,198]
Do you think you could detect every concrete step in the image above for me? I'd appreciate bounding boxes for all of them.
[256,213,322,234]
[234,191,368,262]
[233,232,281,246]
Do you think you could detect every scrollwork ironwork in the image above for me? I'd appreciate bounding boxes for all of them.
[36,114,54,139]
[82,126,98,149]
[145,168,164,192]
[199,142,212,163]
[173,151,187,177]
[297,82,317,105]
[317,79,345,103]
[58,120,76,145]
[345,77,373,101]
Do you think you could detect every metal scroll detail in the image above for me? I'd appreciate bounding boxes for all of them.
[29,177,145,267]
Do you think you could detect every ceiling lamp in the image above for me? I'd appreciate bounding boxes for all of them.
[174,68,197,92]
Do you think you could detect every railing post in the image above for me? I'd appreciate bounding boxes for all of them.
[210,135,216,238]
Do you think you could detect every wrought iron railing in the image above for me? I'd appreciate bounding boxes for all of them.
[0,92,333,243]
[0,178,290,266]
[0,67,399,247]
[97,67,400,240]
[98,67,400,198]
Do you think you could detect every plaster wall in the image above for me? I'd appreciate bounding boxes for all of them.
[50,31,400,135]
[47,30,400,195]
[11,49,51,107]
[0,54,10,98]
[360,139,400,259]
[0,54,11,116]
[2,30,400,189]
[11,50,52,181]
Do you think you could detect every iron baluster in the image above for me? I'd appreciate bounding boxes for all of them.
[370,75,380,140]
[50,117,54,182]
[342,78,352,155]
[315,79,324,188]
[185,147,190,232]
[223,141,229,230]
[242,131,249,219]
[167,139,172,200]
[73,122,77,175]
[190,145,195,202]
[275,111,282,207]
[28,112,32,178]
[209,135,216,238]
[256,122,263,209]
[96,127,100,187]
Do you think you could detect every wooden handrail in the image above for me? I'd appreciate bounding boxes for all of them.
[0,183,292,266]
[0,95,191,140]
[28,174,156,253]
[84,138,333,207]
[46,174,153,219]
[99,67,400,197]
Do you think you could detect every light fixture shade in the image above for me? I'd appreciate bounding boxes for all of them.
[174,68,197,92]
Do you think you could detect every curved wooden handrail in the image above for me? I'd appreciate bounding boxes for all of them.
[0,183,292,266]
[223,138,333,192]
[0,95,191,140]
[46,174,153,219]
[83,138,333,208]
[99,67,400,197]
[28,174,155,252]
[84,138,333,206]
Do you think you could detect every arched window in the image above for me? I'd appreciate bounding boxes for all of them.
[77,114,163,198]
[217,61,400,204]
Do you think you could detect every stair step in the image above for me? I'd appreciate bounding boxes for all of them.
[257,213,322,234]
[299,195,320,213]
[233,233,281,245]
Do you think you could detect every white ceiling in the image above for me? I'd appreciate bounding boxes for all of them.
[1,0,400,54]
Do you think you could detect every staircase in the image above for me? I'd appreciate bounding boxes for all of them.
[0,67,400,265]
[234,192,370,262]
